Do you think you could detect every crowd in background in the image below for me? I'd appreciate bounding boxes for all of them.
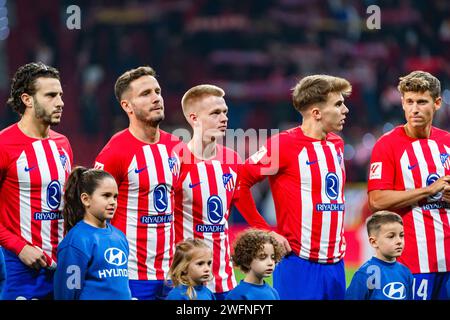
[1,0,449,184]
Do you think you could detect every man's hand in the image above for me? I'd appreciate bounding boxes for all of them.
[269,231,292,255]
[428,175,450,197]
[18,245,48,270]
[442,184,450,203]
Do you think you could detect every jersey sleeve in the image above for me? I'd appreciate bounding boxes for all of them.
[54,245,89,300]
[0,225,29,255]
[233,165,271,230]
[94,145,126,185]
[235,135,286,230]
[0,149,29,255]
[0,146,7,182]
[345,270,369,300]
[367,137,396,192]
[64,137,74,170]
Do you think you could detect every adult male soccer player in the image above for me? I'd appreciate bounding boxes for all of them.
[173,84,274,299]
[94,66,181,300]
[238,75,352,299]
[368,71,450,300]
[0,62,73,299]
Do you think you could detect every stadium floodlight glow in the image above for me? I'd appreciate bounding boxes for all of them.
[0,0,9,41]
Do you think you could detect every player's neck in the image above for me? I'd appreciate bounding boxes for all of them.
[129,123,160,144]
[403,123,432,139]
[301,122,327,140]
[17,116,51,139]
[188,136,217,160]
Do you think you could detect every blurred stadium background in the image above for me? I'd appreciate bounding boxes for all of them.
[1,0,449,279]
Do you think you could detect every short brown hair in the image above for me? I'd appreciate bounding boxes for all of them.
[291,74,352,112]
[114,66,156,102]
[397,70,441,100]
[231,229,284,274]
[366,211,403,236]
[181,84,225,115]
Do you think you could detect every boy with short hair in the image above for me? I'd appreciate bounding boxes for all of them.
[346,211,414,300]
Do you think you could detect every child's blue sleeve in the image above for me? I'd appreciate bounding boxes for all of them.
[407,271,414,300]
[273,287,280,300]
[225,288,244,300]
[54,245,89,300]
[345,271,369,300]
[166,287,189,300]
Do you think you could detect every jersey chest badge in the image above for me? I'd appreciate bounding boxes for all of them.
[222,173,235,191]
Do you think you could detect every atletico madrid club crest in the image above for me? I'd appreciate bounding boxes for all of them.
[59,149,70,173]
[168,156,179,176]
[440,153,450,170]
[222,173,235,191]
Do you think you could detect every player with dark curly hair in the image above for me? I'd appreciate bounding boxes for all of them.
[0,62,73,300]
[226,229,284,300]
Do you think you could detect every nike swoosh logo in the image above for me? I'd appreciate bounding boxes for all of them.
[134,166,147,174]
[306,160,318,166]
[408,164,417,170]
[24,166,36,172]
[189,182,202,188]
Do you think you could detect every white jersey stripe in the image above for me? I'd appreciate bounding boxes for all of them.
[428,140,447,272]
[182,172,194,240]
[228,166,238,289]
[402,146,430,272]
[446,145,450,238]
[126,156,139,280]
[298,147,312,259]
[34,141,52,256]
[315,142,331,261]
[197,162,216,289]
[412,141,429,188]
[17,151,32,244]
[157,145,173,275]
[49,140,66,246]
[212,160,231,292]
[143,145,158,279]
[327,142,344,262]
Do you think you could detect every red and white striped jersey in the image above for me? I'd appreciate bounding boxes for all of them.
[0,124,73,260]
[174,144,242,293]
[94,129,181,281]
[239,127,346,263]
[368,126,450,274]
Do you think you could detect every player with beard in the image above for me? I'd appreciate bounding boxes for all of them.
[368,71,450,300]
[0,62,73,300]
[94,66,181,300]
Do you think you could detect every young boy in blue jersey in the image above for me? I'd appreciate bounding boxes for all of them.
[346,211,414,300]
[54,167,131,300]
[166,238,215,300]
[226,229,283,300]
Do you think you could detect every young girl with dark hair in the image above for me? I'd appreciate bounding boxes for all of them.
[54,167,131,300]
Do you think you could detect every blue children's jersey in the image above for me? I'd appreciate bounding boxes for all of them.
[346,256,414,300]
[166,284,215,300]
[226,280,280,300]
[0,248,5,298]
[54,221,131,300]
